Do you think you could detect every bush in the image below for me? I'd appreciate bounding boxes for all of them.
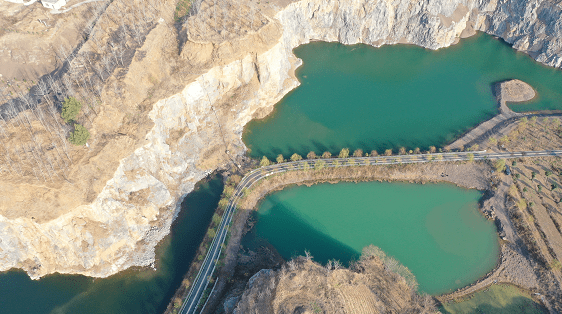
[69,124,90,146]
[494,159,506,173]
[61,97,82,123]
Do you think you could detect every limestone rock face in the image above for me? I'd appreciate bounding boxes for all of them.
[1,0,562,279]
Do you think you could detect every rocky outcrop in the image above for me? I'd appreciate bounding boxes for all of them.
[2,0,562,279]
[232,246,436,314]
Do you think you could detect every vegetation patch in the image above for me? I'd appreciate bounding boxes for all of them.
[174,0,193,21]
[61,97,83,123]
[441,284,547,314]
[69,124,90,146]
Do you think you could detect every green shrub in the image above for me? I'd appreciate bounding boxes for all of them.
[69,124,90,146]
[61,97,82,123]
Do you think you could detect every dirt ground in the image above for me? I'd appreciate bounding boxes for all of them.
[0,0,98,81]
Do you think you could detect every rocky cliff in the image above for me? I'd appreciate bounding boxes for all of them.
[1,0,562,279]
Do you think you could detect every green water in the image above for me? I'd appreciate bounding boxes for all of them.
[243,33,562,159]
[252,181,499,295]
[441,284,548,314]
[0,176,224,314]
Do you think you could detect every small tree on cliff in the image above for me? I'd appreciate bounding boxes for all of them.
[260,156,271,167]
[61,97,82,123]
[69,123,90,146]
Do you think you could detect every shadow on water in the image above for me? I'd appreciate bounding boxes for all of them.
[253,195,360,266]
[0,176,224,314]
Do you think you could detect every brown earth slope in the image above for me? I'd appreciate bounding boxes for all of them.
[233,245,437,314]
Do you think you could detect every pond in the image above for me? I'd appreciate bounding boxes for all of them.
[243,33,562,159]
[249,181,499,295]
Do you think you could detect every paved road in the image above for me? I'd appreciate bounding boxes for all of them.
[179,149,562,314]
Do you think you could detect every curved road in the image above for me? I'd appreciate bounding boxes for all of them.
[179,149,562,314]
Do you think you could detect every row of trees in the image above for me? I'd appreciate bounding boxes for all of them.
[258,146,454,167]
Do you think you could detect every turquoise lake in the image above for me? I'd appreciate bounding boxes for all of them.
[251,181,500,295]
[243,33,562,159]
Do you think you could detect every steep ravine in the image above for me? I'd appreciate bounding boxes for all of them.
[1,0,562,279]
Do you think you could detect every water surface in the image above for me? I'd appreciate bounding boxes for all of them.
[244,33,562,159]
[0,176,223,314]
[440,284,548,314]
[251,181,499,295]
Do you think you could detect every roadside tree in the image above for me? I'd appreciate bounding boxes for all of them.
[307,151,317,159]
[322,151,332,159]
[494,159,506,173]
[276,154,284,164]
[260,156,271,167]
[339,148,350,158]
[290,153,303,162]
[384,149,392,156]
[353,149,363,157]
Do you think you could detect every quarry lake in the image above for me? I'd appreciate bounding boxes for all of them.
[243,33,562,159]
[0,177,223,314]
[247,181,500,295]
